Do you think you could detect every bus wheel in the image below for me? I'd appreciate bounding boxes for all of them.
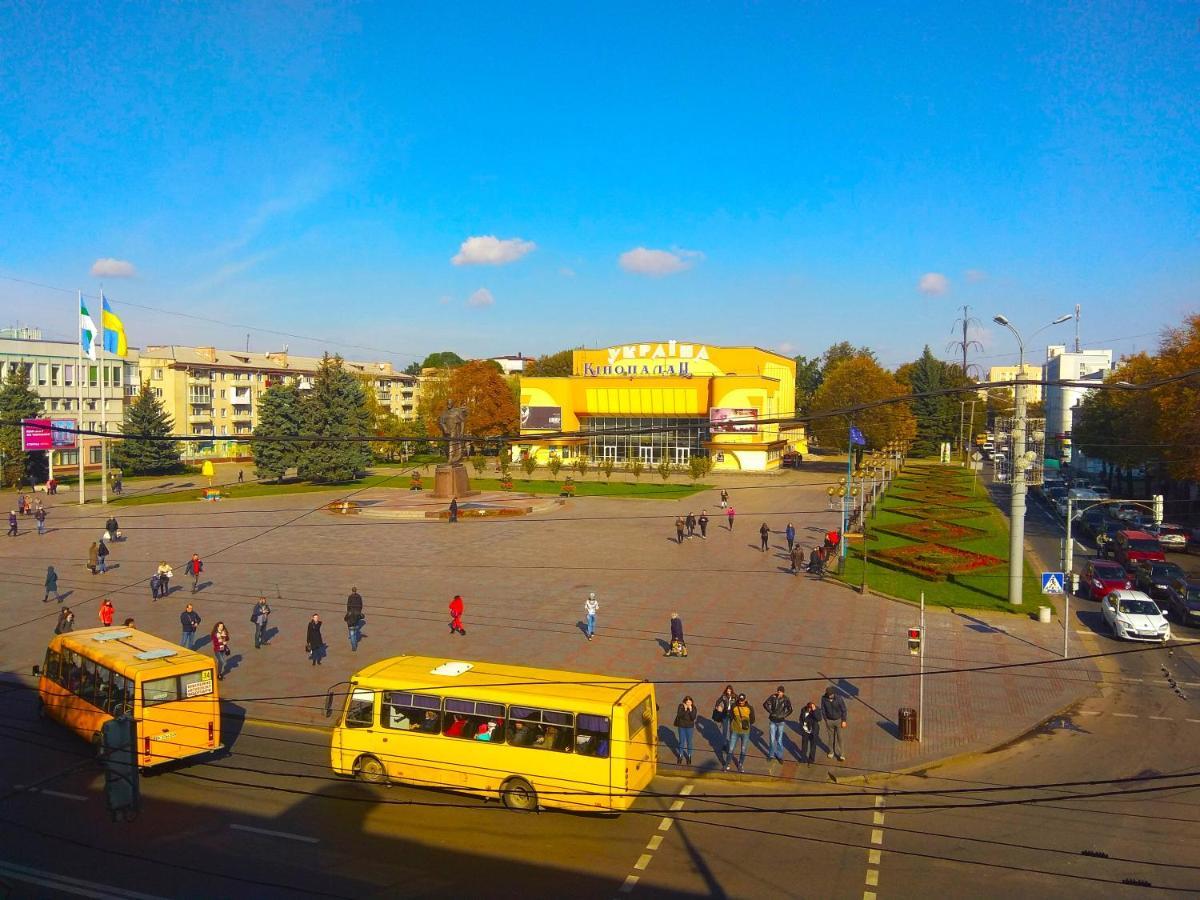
[355,755,387,784]
[501,777,538,812]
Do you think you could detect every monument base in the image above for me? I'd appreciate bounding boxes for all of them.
[432,464,478,499]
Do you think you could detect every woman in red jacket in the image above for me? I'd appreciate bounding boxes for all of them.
[448,595,465,635]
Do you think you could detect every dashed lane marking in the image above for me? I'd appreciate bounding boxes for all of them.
[871,829,884,845]
[0,859,169,899]
[646,836,664,851]
[619,876,639,894]
[1149,715,1173,721]
[864,795,885,898]
[13,785,87,801]
[229,824,319,844]
[1112,713,1137,718]
[633,855,652,871]
[873,811,885,825]
[868,849,881,865]
[618,783,691,896]
[866,869,879,887]
[658,818,673,832]
[669,799,685,811]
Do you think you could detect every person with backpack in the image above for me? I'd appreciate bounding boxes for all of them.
[186,554,203,593]
[251,597,272,649]
[762,686,794,763]
[724,693,756,773]
[712,684,737,765]
[345,586,364,651]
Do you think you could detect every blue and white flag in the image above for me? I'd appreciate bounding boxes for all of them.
[80,294,98,361]
[849,426,867,446]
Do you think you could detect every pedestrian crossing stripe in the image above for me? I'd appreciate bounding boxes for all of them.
[1041,572,1065,595]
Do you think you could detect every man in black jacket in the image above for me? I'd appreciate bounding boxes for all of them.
[821,687,848,762]
[798,702,820,764]
[763,686,794,762]
[345,587,364,652]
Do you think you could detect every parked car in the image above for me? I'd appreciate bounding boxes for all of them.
[1101,590,1171,642]
[780,452,803,469]
[1133,560,1186,601]
[1082,559,1133,601]
[1112,530,1167,572]
[1163,577,1200,627]
[1148,523,1189,553]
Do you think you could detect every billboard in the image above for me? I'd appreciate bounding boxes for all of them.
[520,406,562,430]
[709,408,758,433]
[21,418,78,452]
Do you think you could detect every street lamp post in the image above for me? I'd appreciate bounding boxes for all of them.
[993,313,1072,606]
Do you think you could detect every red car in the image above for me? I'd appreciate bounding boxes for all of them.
[1113,530,1167,572]
[1082,559,1132,601]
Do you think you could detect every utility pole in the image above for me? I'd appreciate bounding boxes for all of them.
[1009,371,1027,606]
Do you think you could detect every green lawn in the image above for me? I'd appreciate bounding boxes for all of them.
[835,461,1047,613]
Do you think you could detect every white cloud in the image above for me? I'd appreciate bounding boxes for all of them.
[778,341,796,355]
[451,235,536,266]
[918,272,950,295]
[466,287,495,308]
[965,268,988,283]
[90,257,136,278]
[618,246,702,276]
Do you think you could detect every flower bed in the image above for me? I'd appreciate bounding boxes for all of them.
[874,543,1004,580]
[892,505,989,521]
[877,519,987,543]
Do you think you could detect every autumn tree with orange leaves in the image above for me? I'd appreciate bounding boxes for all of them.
[421,360,519,452]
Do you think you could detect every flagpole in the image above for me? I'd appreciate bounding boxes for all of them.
[99,290,108,506]
[77,292,85,506]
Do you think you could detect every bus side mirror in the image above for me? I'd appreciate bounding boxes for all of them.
[31,665,41,677]
[324,691,334,719]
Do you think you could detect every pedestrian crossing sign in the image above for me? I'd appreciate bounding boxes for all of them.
[1041,572,1065,595]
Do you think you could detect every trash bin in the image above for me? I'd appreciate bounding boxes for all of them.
[1038,606,1052,624]
[898,707,918,741]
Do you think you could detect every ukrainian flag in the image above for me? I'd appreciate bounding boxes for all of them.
[101,293,128,357]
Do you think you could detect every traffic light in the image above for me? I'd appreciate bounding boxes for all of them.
[907,627,922,656]
[100,716,139,821]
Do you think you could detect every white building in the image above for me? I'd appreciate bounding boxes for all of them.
[489,354,528,375]
[1044,345,1113,462]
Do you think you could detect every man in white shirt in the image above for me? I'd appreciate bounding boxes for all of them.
[584,592,599,641]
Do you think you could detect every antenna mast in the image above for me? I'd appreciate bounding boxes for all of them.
[948,305,985,379]
[1073,304,1081,353]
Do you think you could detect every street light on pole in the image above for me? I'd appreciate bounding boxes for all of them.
[992,312,1073,606]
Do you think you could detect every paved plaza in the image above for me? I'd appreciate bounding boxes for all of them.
[0,464,1100,781]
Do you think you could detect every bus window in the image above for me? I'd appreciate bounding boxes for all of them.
[442,699,505,743]
[111,673,131,716]
[345,689,375,729]
[626,697,653,745]
[143,675,179,706]
[79,659,99,708]
[42,649,62,684]
[179,670,214,700]
[575,714,611,758]
[383,692,441,733]
[507,706,573,752]
[64,651,82,693]
[93,665,114,712]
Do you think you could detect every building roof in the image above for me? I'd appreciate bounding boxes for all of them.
[0,335,141,359]
[141,345,415,381]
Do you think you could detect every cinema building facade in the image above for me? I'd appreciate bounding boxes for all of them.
[516,342,800,472]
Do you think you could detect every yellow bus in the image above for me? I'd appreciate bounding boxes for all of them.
[34,627,221,768]
[328,656,657,813]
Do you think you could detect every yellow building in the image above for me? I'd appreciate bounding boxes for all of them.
[984,363,1043,402]
[517,341,797,472]
[140,346,418,461]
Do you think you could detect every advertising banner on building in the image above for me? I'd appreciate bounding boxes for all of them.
[709,408,758,433]
[21,419,78,452]
[520,406,562,430]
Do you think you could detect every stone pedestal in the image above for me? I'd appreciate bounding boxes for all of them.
[432,464,477,499]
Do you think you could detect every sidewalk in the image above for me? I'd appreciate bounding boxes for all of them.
[0,472,1099,784]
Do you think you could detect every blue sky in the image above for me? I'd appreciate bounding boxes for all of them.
[1,2,1196,368]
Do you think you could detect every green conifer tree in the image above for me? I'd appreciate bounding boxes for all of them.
[252,380,302,482]
[111,384,182,475]
[0,364,46,486]
[297,355,373,483]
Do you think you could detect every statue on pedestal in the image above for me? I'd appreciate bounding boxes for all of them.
[438,406,469,465]
[432,405,476,498]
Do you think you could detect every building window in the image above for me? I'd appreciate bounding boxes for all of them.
[89,446,103,464]
[64,364,74,386]
[49,399,59,411]
[85,400,96,411]
[37,363,48,386]
[152,368,163,380]
[111,366,121,387]
[88,366,98,387]
[50,365,61,386]
[151,387,162,398]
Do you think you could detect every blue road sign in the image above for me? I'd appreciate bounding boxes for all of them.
[1041,572,1066,595]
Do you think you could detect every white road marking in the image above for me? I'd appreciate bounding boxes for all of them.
[14,785,87,801]
[620,875,639,893]
[1078,710,1102,716]
[646,836,664,851]
[1149,716,1173,721]
[633,854,652,871]
[0,859,168,899]
[1186,719,1200,724]
[229,824,318,844]
[1112,713,1137,718]
[658,817,673,832]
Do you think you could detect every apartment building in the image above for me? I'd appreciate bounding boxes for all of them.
[140,346,418,461]
[0,327,141,469]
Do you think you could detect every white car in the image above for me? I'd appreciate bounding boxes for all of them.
[1101,590,1171,642]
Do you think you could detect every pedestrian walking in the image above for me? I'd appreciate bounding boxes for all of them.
[17,491,27,515]
[448,595,466,635]
[719,489,729,509]
[180,603,201,649]
[763,686,794,763]
[698,510,709,538]
[157,561,173,597]
[306,614,325,665]
[185,554,203,593]
[726,506,736,530]
[821,687,848,762]
[251,597,271,648]
[54,607,74,634]
[7,510,17,537]
[150,572,161,601]
[725,693,755,773]
[685,512,696,537]
[712,685,737,765]
[448,497,458,523]
[675,516,686,544]
[96,538,109,574]
[87,541,99,573]
[790,543,804,575]
[674,696,698,764]
[808,546,824,577]
[210,622,230,680]
[237,469,244,483]
[43,566,59,603]
[104,516,119,541]
[99,599,115,627]
[584,592,598,640]
[785,522,796,551]
[47,477,57,495]
[665,612,686,657]
[759,522,770,552]
[345,586,365,651]
[34,504,46,535]
[798,701,820,764]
